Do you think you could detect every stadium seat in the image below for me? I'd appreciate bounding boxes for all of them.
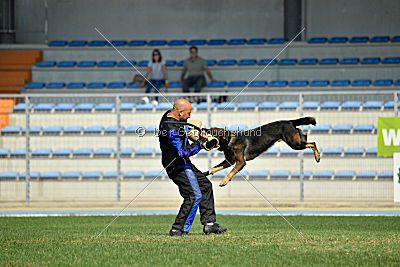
[356,170,377,179]
[120,103,135,111]
[313,170,334,179]
[320,101,340,109]
[323,147,343,156]
[127,40,147,46]
[237,102,257,110]
[53,103,74,112]
[207,39,226,45]
[228,124,247,131]
[267,38,286,44]
[349,36,369,43]
[104,126,125,134]
[94,148,115,157]
[289,80,308,87]
[212,170,229,178]
[148,40,167,46]
[48,40,67,46]
[64,126,83,134]
[156,102,173,111]
[291,170,313,179]
[75,103,95,112]
[144,170,164,178]
[66,82,85,89]
[308,37,327,44]
[165,60,176,67]
[331,124,352,133]
[86,82,106,89]
[310,80,329,87]
[382,57,400,64]
[218,59,237,66]
[82,171,102,179]
[195,102,217,110]
[391,36,400,42]
[249,170,269,179]
[123,171,143,179]
[298,58,318,65]
[73,148,93,157]
[319,58,339,65]
[43,126,63,135]
[270,170,291,179]
[373,79,393,86]
[228,81,247,87]
[341,101,362,110]
[279,101,298,109]
[61,171,82,179]
[269,80,288,87]
[334,170,356,179]
[363,101,383,109]
[167,40,186,46]
[95,103,115,111]
[167,81,181,88]
[84,126,104,134]
[32,148,52,157]
[248,80,267,87]
[247,38,266,45]
[68,40,87,47]
[207,81,227,87]
[217,102,236,110]
[261,147,278,156]
[378,170,393,180]
[117,60,136,67]
[20,171,40,180]
[228,39,246,45]
[137,60,149,67]
[0,171,19,180]
[279,148,298,156]
[187,39,206,46]
[351,79,371,86]
[258,59,277,65]
[328,37,348,43]
[303,101,320,109]
[136,103,154,111]
[370,36,390,43]
[24,82,45,89]
[36,61,56,67]
[103,171,122,179]
[57,61,76,67]
[121,148,134,157]
[107,82,126,89]
[126,82,141,88]
[88,40,107,46]
[237,59,256,66]
[34,103,54,111]
[0,148,10,157]
[145,125,158,133]
[1,125,23,134]
[77,61,96,67]
[344,147,365,156]
[383,101,395,109]
[278,59,297,65]
[205,60,217,66]
[361,57,380,64]
[135,147,155,156]
[97,61,116,68]
[310,124,331,133]
[176,60,184,67]
[340,58,360,64]
[353,124,375,133]
[46,82,65,89]
[331,80,350,87]
[40,171,60,180]
[259,101,278,110]
[53,148,73,157]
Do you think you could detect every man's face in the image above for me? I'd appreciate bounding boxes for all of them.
[190,49,197,59]
[178,106,192,122]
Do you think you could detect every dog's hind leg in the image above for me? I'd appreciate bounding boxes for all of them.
[203,160,232,176]
[305,142,320,163]
[219,160,246,187]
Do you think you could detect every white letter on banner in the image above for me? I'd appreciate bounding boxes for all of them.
[382,129,400,146]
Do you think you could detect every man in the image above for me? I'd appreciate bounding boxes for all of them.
[180,46,216,100]
[159,99,227,236]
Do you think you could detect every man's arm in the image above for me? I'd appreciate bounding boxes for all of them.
[180,67,187,82]
[168,128,201,158]
[205,67,216,82]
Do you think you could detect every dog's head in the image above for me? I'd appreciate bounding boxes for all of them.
[204,127,233,151]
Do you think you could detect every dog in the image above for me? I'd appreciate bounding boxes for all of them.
[202,117,320,187]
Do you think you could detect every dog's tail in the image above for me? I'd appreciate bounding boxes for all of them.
[291,117,316,126]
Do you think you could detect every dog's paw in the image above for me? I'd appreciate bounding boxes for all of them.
[219,180,228,187]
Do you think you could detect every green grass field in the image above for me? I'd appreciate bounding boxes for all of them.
[1,215,400,266]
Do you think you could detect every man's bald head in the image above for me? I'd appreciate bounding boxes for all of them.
[169,98,192,121]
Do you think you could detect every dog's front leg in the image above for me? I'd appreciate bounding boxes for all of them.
[203,160,232,176]
[219,161,246,187]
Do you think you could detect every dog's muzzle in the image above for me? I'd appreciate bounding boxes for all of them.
[187,118,220,151]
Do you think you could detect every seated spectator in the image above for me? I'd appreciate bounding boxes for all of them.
[180,46,216,102]
[141,49,168,105]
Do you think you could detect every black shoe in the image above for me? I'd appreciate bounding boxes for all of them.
[169,229,188,236]
[203,223,227,235]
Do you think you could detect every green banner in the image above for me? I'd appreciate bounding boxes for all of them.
[378,117,400,157]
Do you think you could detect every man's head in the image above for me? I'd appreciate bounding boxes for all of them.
[171,99,192,121]
[189,46,198,60]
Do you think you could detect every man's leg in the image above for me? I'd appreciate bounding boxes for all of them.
[194,76,206,93]
[182,77,194,93]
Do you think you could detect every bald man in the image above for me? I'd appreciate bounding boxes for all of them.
[159,99,227,236]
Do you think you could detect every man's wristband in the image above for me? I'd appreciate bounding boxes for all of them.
[165,80,169,84]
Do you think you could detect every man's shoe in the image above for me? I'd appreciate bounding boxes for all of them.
[203,223,227,235]
[169,229,188,236]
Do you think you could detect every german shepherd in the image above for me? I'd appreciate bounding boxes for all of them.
[203,117,320,187]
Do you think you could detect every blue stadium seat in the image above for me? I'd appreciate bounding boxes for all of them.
[335,170,355,179]
[310,80,329,87]
[57,61,76,67]
[94,148,115,157]
[237,102,257,110]
[176,60,184,67]
[95,103,115,111]
[248,80,267,87]
[228,39,246,45]
[289,80,308,87]
[372,79,393,86]
[218,59,237,66]
[270,170,291,179]
[154,102,172,111]
[361,57,380,64]
[349,36,369,43]
[10,148,27,157]
[136,103,154,111]
[86,82,106,89]
[213,170,229,178]
[382,57,400,64]
[263,147,279,156]
[145,125,158,133]
[308,37,327,44]
[340,58,360,64]
[77,61,96,67]
[259,101,278,110]
[279,101,298,109]
[383,101,395,109]
[363,101,383,109]
[342,101,362,110]
[353,124,374,133]
[24,82,45,89]
[104,126,125,134]
[32,148,52,157]
[247,38,266,45]
[269,80,288,87]
[391,36,400,42]
[332,124,352,133]
[278,59,297,65]
[61,171,82,179]
[144,170,164,178]
[88,40,107,46]
[34,103,54,111]
[0,148,10,157]
[43,126,63,134]
[323,147,343,156]
[64,126,83,134]
[53,148,73,157]
[117,60,136,67]
[351,79,371,86]
[82,171,102,179]
[148,40,167,46]
[120,103,135,111]
[40,171,60,179]
[109,40,127,46]
[75,103,95,111]
[127,40,147,46]
[207,81,227,87]
[313,170,334,179]
[280,148,298,156]
[319,58,339,65]
[258,59,277,65]
[164,60,176,67]
[378,170,393,179]
[36,61,56,67]
[267,38,286,44]
[331,80,350,87]
[249,170,269,179]
[0,171,19,179]
[205,60,217,66]
[228,124,247,131]
[107,82,126,89]
[1,125,23,134]
[103,171,122,179]
[28,126,41,135]
[298,58,318,65]
[168,81,182,88]
[137,60,149,67]
[73,148,93,157]
[68,40,87,47]
[344,147,364,156]
[19,171,40,180]
[187,39,206,46]
[237,170,249,178]
[97,61,116,67]
[328,37,348,43]
[46,82,65,89]
[370,36,390,43]
[303,101,319,109]
[126,82,141,88]
[217,102,236,110]
[207,39,226,45]
[237,59,256,66]
[291,170,313,179]
[48,40,67,46]
[66,82,85,89]
[84,126,104,134]
[121,148,134,157]
[196,102,216,110]
[123,171,143,179]
[320,101,340,109]
[228,81,247,87]
[356,170,377,179]
[12,103,31,112]
[311,124,331,133]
